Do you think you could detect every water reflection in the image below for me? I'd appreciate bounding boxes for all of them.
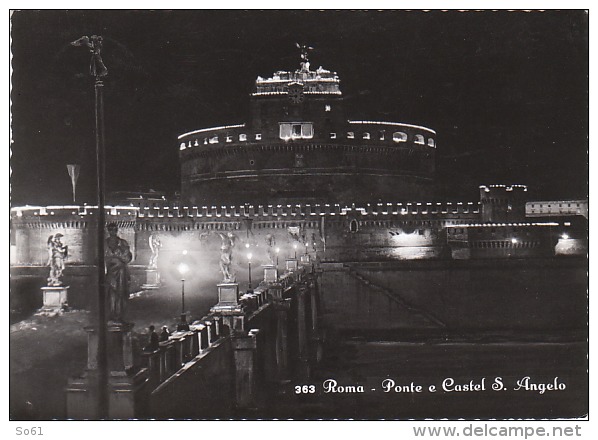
[387,246,441,260]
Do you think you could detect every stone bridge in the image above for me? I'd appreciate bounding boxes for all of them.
[65,258,321,419]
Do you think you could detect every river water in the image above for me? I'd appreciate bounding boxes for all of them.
[290,257,589,420]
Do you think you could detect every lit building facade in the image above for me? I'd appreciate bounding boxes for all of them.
[178,59,436,206]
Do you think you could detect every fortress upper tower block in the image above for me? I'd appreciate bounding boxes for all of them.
[178,52,437,206]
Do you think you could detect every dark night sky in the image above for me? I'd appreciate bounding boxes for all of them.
[10,10,588,206]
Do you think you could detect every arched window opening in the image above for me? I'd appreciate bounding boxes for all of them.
[392,132,408,143]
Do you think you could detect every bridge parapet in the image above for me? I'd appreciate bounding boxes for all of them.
[65,260,319,419]
[138,263,318,417]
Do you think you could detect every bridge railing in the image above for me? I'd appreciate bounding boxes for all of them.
[140,315,226,388]
[139,262,309,402]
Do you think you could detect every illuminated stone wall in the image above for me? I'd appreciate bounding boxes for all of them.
[10,206,137,266]
[178,63,437,206]
[10,194,582,271]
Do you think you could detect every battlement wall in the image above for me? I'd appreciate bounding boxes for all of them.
[12,201,481,221]
[526,200,588,219]
[11,206,137,265]
[10,201,482,266]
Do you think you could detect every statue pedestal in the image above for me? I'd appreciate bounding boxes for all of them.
[285,258,298,272]
[211,283,246,335]
[66,321,149,419]
[211,283,242,312]
[105,322,135,372]
[141,269,161,290]
[40,285,69,312]
[262,264,278,283]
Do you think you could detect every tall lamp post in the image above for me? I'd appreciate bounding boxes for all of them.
[247,252,253,291]
[178,262,189,318]
[71,34,109,419]
[293,242,298,259]
[275,247,280,268]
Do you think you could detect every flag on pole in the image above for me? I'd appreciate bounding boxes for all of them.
[67,164,80,203]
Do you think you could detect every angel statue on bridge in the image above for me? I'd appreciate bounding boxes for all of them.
[216,231,237,283]
[265,233,276,265]
[148,233,162,270]
[47,233,68,286]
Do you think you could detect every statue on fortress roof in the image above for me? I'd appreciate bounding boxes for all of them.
[296,42,314,71]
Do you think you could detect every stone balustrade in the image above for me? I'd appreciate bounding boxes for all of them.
[141,317,226,387]
[139,263,308,392]
[70,261,319,419]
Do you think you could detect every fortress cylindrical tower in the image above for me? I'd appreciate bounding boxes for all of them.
[479,184,528,223]
[179,55,436,206]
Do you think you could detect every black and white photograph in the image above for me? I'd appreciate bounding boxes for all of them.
[9,9,589,425]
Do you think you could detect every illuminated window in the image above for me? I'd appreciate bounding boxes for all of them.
[363,132,370,140]
[392,132,407,142]
[226,136,233,143]
[209,135,219,144]
[255,134,262,140]
[428,138,435,147]
[239,134,247,141]
[292,124,302,137]
[347,132,355,139]
[325,105,331,112]
[414,134,425,144]
[330,132,337,139]
[279,123,314,140]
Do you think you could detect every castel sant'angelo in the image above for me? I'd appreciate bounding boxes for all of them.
[179,46,436,206]
[11,47,588,307]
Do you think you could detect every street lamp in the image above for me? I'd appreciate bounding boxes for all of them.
[275,247,280,268]
[177,262,189,316]
[293,242,298,259]
[247,252,253,291]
